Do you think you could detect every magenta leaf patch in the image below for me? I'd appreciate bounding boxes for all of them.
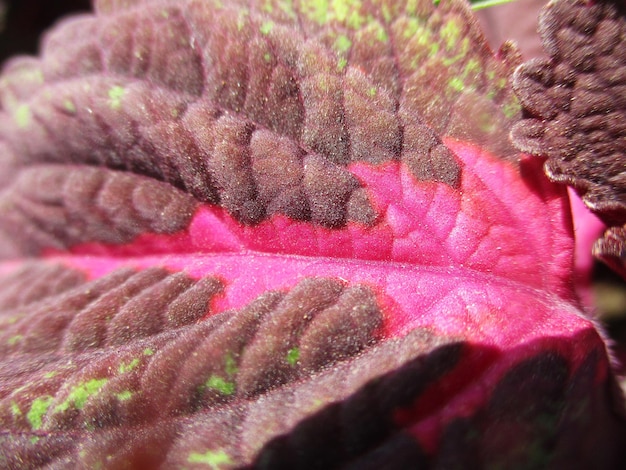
[1,0,625,468]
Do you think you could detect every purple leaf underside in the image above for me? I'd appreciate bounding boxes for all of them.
[0,0,625,468]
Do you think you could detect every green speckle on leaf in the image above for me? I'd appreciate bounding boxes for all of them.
[442,37,469,66]
[108,86,125,110]
[302,0,365,28]
[2,314,20,325]
[402,17,418,38]
[118,358,140,374]
[377,27,388,43]
[27,395,53,430]
[187,449,233,468]
[14,105,31,128]
[286,347,300,365]
[302,0,329,24]
[43,371,58,379]
[365,20,389,43]
[7,334,23,346]
[449,76,465,92]
[260,21,274,35]
[277,0,296,18]
[54,378,108,413]
[429,42,440,57]
[63,99,76,113]
[29,436,40,444]
[440,18,461,51]
[502,97,521,119]
[224,353,238,377]
[236,10,250,31]
[381,3,392,23]
[116,390,133,401]
[464,58,482,77]
[367,87,377,97]
[263,52,272,62]
[337,57,348,72]
[10,401,21,417]
[334,34,352,54]
[406,0,418,15]
[332,0,365,28]
[204,375,236,395]
[143,348,155,356]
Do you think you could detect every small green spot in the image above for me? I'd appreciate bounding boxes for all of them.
[118,358,140,374]
[54,378,108,413]
[464,58,481,77]
[161,9,170,18]
[224,353,238,377]
[286,347,300,366]
[263,52,272,62]
[260,21,273,35]
[502,98,521,119]
[29,436,40,444]
[377,28,388,43]
[7,334,23,346]
[236,10,250,31]
[63,99,76,113]
[108,86,125,110]
[302,0,329,24]
[43,371,58,379]
[333,34,352,54]
[367,87,377,97]
[337,57,348,72]
[143,348,155,356]
[204,375,235,395]
[406,0,418,15]
[14,105,31,128]
[449,77,465,92]
[440,18,461,51]
[332,0,365,29]
[188,449,234,468]
[115,390,133,401]
[402,17,420,39]
[10,401,21,417]
[441,37,469,66]
[429,42,440,57]
[381,3,392,23]
[277,0,296,18]
[27,395,53,430]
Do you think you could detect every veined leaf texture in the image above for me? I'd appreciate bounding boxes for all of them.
[0,0,625,468]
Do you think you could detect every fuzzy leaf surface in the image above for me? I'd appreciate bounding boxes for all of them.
[0,0,624,468]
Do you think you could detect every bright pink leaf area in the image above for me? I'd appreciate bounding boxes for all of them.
[38,140,606,453]
[49,139,576,297]
[41,139,591,352]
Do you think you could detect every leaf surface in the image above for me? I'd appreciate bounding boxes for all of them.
[0,0,624,468]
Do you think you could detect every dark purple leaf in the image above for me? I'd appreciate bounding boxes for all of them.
[511,0,626,277]
[0,0,625,468]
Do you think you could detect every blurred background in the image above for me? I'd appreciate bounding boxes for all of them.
[0,0,624,367]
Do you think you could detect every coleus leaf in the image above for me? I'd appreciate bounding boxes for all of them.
[0,0,625,468]
[511,0,626,278]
